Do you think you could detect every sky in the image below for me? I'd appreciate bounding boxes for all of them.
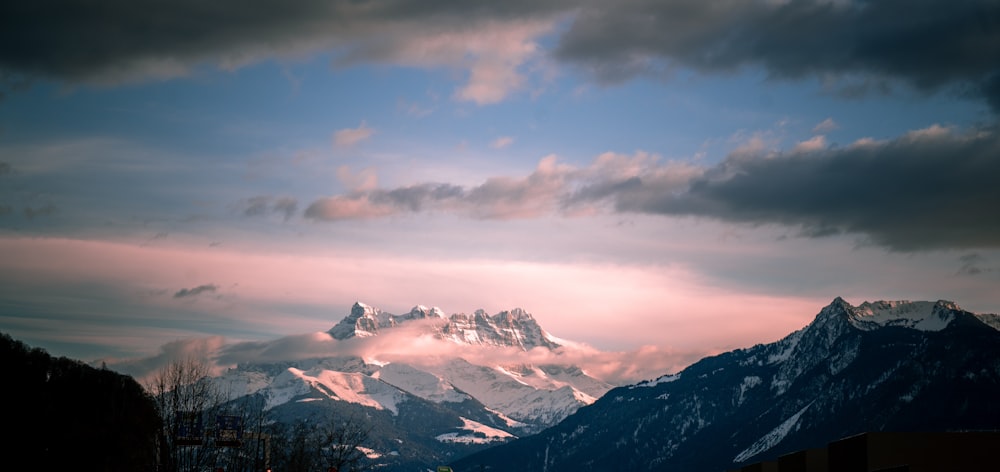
[1,0,999,381]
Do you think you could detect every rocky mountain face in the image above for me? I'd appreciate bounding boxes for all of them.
[214,302,611,470]
[454,298,1000,472]
[327,303,447,340]
[328,302,561,350]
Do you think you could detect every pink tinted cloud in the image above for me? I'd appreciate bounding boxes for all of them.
[792,135,827,153]
[304,194,397,220]
[333,121,375,147]
[303,152,699,222]
[336,165,379,192]
[491,136,514,149]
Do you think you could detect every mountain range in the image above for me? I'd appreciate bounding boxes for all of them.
[453,298,1000,471]
[211,302,612,469]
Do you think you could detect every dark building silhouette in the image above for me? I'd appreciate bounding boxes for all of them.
[731,432,1000,472]
[777,448,828,472]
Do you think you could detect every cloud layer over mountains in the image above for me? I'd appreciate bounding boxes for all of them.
[112,313,701,386]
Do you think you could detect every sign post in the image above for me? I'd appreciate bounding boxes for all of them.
[215,415,243,447]
[175,411,204,446]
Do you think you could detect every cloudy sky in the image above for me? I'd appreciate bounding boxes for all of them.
[1,0,998,376]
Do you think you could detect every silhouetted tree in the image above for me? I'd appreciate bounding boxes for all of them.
[146,357,225,472]
[269,413,372,472]
[0,332,161,471]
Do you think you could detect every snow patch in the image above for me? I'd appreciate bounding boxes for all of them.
[486,407,528,429]
[737,376,762,405]
[375,363,469,403]
[435,417,515,444]
[633,373,680,388]
[734,402,813,463]
[285,367,404,414]
[356,446,381,459]
[767,329,804,364]
[850,300,956,332]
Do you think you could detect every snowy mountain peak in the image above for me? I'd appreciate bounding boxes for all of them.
[851,300,961,331]
[327,303,561,350]
[849,299,959,332]
[441,308,560,351]
[327,302,382,339]
[408,305,447,320]
[454,296,1000,472]
[329,301,439,339]
[812,297,963,333]
[352,301,377,315]
[763,298,972,393]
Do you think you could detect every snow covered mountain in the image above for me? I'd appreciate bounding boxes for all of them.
[319,302,606,428]
[454,298,1000,472]
[213,302,612,469]
[327,303,447,340]
[329,302,561,350]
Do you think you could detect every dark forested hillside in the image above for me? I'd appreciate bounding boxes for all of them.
[0,333,161,471]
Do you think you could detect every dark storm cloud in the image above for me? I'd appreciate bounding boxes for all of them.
[5,0,997,109]
[173,283,218,299]
[557,0,1000,109]
[0,0,568,84]
[610,126,1000,251]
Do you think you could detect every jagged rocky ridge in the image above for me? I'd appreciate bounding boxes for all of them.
[329,302,561,350]
[454,298,1000,472]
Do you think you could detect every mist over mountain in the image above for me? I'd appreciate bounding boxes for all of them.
[455,298,1000,471]
[161,302,620,469]
[328,302,562,351]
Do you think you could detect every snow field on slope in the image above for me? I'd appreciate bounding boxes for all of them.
[286,367,404,414]
[733,402,813,463]
[435,417,515,444]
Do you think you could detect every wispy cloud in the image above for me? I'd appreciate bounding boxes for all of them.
[233,195,299,221]
[333,121,375,147]
[491,136,515,149]
[791,135,827,153]
[957,253,991,276]
[812,118,838,134]
[305,154,579,221]
[174,284,219,299]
